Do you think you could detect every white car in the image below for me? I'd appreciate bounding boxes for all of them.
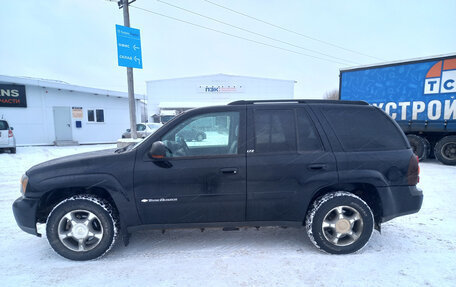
[122,123,163,139]
[0,119,16,153]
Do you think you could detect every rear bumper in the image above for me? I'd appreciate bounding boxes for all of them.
[379,185,423,223]
[12,196,40,236]
[0,140,15,148]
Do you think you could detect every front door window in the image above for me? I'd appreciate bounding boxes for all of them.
[161,112,240,157]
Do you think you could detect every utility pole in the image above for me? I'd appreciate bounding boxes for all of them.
[120,0,137,139]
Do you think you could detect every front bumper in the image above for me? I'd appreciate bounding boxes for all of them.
[12,196,40,236]
[379,185,423,223]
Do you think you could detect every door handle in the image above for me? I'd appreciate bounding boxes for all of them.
[220,168,238,174]
[308,164,327,170]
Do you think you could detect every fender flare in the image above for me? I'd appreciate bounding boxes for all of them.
[338,170,389,187]
[34,173,141,234]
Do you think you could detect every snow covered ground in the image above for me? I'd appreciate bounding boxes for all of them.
[0,145,455,287]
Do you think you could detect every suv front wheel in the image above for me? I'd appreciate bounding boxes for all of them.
[306,191,374,254]
[46,195,118,260]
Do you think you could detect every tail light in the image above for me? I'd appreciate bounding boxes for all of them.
[407,155,420,185]
[8,130,13,137]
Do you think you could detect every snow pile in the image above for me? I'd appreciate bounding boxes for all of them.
[0,145,455,286]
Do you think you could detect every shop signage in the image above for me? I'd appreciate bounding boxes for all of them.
[72,107,83,118]
[0,84,27,108]
[198,85,244,93]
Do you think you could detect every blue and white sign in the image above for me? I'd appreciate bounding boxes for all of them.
[116,24,143,69]
[340,57,456,122]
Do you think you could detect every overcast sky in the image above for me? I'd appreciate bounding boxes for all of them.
[1,0,455,99]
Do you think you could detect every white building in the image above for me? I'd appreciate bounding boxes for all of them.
[146,74,295,122]
[0,75,144,146]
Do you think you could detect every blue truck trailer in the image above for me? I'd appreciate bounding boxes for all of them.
[339,53,456,165]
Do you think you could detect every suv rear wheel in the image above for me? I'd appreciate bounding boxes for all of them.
[46,195,118,260]
[306,191,374,254]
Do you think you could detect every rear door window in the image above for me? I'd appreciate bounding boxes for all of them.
[297,109,323,152]
[254,109,296,153]
[321,106,408,151]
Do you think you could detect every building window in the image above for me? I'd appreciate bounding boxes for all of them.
[96,109,104,122]
[88,110,95,122]
[88,109,105,123]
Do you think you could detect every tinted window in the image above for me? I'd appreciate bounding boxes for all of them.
[96,109,104,123]
[88,110,95,122]
[322,106,408,151]
[297,109,323,152]
[162,111,239,157]
[0,120,8,130]
[254,109,296,153]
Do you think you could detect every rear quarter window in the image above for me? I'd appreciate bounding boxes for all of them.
[321,106,408,151]
[0,120,9,130]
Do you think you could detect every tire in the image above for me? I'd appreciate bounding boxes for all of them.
[407,134,429,161]
[46,195,119,261]
[196,134,204,142]
[428,139,436,159]
[305,191,374,254]
[434,135,456,165]
[422,137,431,159]
[10,148,16,154]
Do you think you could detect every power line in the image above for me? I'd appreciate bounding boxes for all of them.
[203,0,385,61]
[156,0,360,65]
[130,5,352,66]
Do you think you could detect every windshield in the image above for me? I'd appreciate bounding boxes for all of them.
[147,123,162,129]
[127,125,161,151]
[161,115,175,123]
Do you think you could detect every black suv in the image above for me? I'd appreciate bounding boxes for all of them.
[12,100,423,260]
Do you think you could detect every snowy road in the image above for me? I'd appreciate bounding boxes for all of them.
[0,145,455,287]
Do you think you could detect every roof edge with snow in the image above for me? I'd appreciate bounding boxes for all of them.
[146,73,296,84]
[0,75,144,100]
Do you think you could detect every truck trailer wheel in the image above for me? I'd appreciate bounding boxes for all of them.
[407,135,429,161]
[434,136,456,165]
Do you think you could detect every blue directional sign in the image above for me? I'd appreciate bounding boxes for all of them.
[116,24,143,69]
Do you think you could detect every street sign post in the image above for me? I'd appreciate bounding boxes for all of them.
[116,24,143,69]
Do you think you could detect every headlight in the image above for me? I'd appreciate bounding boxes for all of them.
[20,174,28,195]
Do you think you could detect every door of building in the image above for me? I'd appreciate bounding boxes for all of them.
[53,107,73,141]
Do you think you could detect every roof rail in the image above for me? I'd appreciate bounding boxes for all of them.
[228,100,369,105]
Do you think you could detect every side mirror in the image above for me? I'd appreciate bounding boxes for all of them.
[148,141,167,159]
[126,129,131,132]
